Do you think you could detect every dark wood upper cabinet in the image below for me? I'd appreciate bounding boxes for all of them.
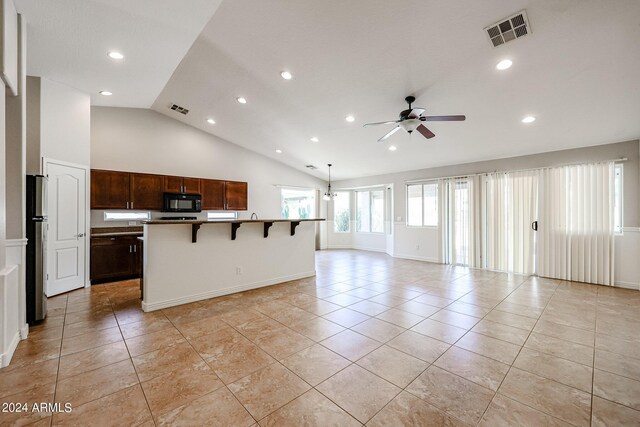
[183,178,201,194]
[130,173,163,210]
[225,181,248,210]
[91,169,248,211]
[163,175,183,193]
[201,179,225,210]
[164,176,201,194]
[91,170,130,209]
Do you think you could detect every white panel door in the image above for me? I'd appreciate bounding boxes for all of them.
[46,162,87,296]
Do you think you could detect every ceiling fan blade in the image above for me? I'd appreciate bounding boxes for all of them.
[408,108,425,119]
[416,124,435,139]
[378,126,401,142]
[363,120,398,127]
[421,115,466,122]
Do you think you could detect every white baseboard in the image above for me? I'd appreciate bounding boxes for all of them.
[393,253,440,264]
[352,245,386,253]
[614,280,639,290]
[327,245,353,250]
[20,325,29,340]
[142,270,316,312]
[0,331,20,368]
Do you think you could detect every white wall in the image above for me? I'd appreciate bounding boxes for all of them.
[91,107,328,223]
[1,4,26,368]
[143,221,317,311]
[26,76,91,173]
[333,140,640,288]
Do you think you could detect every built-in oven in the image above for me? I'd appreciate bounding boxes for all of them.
[162,193,202,213]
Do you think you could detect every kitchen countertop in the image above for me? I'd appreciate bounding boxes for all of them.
[91,226,143,237]
[143,218,325,225]
[92,231,144,237]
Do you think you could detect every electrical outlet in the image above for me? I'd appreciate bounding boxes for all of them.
[415,245,420,250]
[236,267,242,275]
[128,221,137,226]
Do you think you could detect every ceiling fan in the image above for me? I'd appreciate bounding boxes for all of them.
[364,96,466,142]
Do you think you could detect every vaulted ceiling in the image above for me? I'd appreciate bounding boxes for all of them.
[17,0,640,180]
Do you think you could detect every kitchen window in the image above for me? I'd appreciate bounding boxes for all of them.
[333,191,350,233]
[281,188,316,220]
[407,182,438,227]
[104,211,150,221]
[207,212,238,220]
[356,189,384,233]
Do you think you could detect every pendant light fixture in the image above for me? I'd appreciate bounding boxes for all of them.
[323,163,337,201]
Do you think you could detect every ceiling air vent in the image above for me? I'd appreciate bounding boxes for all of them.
[169,103,189,115]
[305,165,317,170]
[484,10,530,48]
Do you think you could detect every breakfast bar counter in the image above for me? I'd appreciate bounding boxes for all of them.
[140,218,324,312]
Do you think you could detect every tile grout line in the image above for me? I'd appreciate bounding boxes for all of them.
[476,279,590,427]
[117,295,159,427]
[48,294,68,427]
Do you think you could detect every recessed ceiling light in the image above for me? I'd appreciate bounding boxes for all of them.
[280,71,293,80]
[521,115,536,123]
[388,145,397,151]
[496,59,512,70]
[345,115,355,122]
[107,51,124,60]
[207,118,216,124]
[310,137,319,142]
[275,149,282,154]
[236,97,247,104]
[99,91,112,96]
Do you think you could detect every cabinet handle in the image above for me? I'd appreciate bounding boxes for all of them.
[134,245,137,253]
[129,245,132,253]
[126,202,129,209]
[131,202,134,209]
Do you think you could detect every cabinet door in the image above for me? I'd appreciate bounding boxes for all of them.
[225,181,248,210]
[201,179,225,210]
[90,237,136,282]
[163,175,183,193]
[183,177,201,194]
[130,173,163,210]
[91,170,130,209]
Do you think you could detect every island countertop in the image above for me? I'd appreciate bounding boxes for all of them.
[143,218,325,225]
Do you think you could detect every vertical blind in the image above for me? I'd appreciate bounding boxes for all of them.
[437,161,616,285]
[537,162,615,285]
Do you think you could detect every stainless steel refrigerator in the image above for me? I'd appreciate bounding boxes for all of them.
[26,175,48,323]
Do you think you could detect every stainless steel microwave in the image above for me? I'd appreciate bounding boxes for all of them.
[162,193,202,212]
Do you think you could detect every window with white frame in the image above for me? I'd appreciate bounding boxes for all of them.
[207,212,238,220]
[333,191,350,232]
[281,188,316,219]
[104,211,150,221]
[614,164,623,234]
[356,189,384,233]
[407,182,438,226]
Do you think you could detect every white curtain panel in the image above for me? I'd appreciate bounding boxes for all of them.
[440,177,481,268]
[507,171,538,275]
[484,171,538,275]
[538,162,615,285]
[485,173,508,271]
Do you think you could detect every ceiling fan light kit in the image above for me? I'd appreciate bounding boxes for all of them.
[364,95,465,142]
[323,163,337,201]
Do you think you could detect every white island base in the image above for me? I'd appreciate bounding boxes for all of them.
[141,219,321,312]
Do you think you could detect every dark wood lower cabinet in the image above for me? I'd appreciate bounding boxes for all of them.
[91,236,142,284]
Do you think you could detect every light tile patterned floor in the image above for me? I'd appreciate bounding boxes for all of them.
[2,250,640,426]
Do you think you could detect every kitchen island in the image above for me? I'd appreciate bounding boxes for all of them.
[140,218,324,312]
